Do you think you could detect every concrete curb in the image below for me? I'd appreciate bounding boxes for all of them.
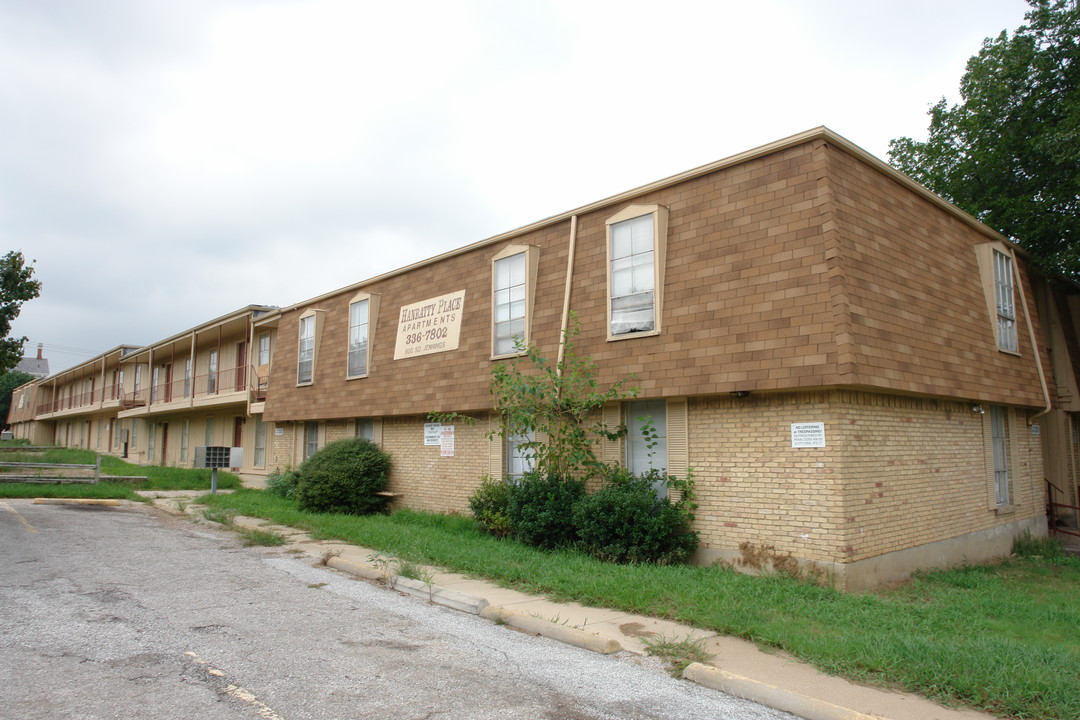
[32,498,123,507]
[327,557,488,615]
[683,663,885,720]
[480,605,623,655]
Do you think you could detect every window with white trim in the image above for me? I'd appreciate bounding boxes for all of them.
[991,406,1011,506]
[297,315,315,384]
[258,333,271,365]
[494,252,526,356]
[491,245,538,357]
[606,205,668,339]
[253,416,266,468]
[180,419,189,462]
[626,399,668,497]
[204,417,215,447]
[304,421,319,460]
[993,250,1017,352]
[506,431,534,481]
[348,299,370,378]
[208,350,219,393]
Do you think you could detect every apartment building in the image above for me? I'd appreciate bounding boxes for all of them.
[257,128,1066,589]
[9,128,1078,588]
[10,307,275,476]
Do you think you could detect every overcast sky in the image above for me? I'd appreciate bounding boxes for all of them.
[4,0,1032,374]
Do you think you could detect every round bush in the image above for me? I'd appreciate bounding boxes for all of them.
[468,475,513,537]
[573,471,698,565]
[505,472,585,549]
[295,438,391,515]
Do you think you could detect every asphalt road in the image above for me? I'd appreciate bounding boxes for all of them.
[0,500,794,720]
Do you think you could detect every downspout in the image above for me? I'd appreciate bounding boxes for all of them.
[556,215,579,376]
[1013,249,1052,423]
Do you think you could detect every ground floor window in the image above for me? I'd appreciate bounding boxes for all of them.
[991,406,1010,506]
[305,421,319,461]
[626,399,667,497]
[355,418,374,441]
[506,431,534,481]
[180,419,189,463]
[253,416,266,468]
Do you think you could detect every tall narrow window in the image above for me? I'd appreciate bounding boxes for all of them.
[184,358,192,398]
[991,406,1011,506]
[505,431,534,481]
[207,350,219,393]
[494,252,526,355]
[993,250,1017,352]
[204,417,215,447]
[253,417,266,468]
[134,365,142,392]
[626,399,668,497]
[298,316,315,384]
[148,422,156,457]
[606,205,667,339]
[258,333,271,365]
[348,299,370,377]
[180,419,189,462]
[305,421,319,460]
[151,367,160,403]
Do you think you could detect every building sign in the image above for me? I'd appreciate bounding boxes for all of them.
[440,425,455,457]
[394,290,466,360]
[791,422,826,448]
[424,423,442,446]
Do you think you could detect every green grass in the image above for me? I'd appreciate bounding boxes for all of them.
[201,489,1080,720]
[0,448,242,496]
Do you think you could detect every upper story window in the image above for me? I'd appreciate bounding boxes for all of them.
[348,299,370,378]
[975,242,1021,355]
[993,250,1017,353]
[208,349,219,393]
[258,333,271,365]
[606,204,668,339]
[491,245,539,357]
[297,315,315,384]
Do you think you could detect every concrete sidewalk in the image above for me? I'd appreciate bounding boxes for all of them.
[145,492,994,720]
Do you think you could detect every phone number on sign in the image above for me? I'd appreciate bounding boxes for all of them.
[404,326,449,345]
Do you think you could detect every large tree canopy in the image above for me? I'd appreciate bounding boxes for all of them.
[889,0,1080,282]
[0,251,42,372]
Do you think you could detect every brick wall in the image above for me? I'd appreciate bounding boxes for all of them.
[382,414,491,514]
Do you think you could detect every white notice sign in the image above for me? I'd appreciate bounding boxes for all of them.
[424,423,442,446]
[791,422,826,448]
[394,290,466,360]
[440,425,455,457]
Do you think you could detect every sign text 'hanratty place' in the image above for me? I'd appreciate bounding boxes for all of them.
[393,290,466,360]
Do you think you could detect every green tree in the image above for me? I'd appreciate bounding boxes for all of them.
[0,251,42,372]
[488,315,638,479]
[888,0,1080,281]
[0,370,33,426]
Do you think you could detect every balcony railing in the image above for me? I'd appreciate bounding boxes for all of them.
[33,367,270,417]
[35,384,121,415]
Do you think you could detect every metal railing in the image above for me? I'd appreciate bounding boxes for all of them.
[1046,479,1080,539]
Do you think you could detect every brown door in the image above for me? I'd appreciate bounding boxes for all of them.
[236,341,248,391]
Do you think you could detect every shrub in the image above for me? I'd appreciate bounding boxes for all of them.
[295,438,391,515]
[573,467,698,565]
[265,468,300,500]
[505,472,585,549]
[468,475,513,537]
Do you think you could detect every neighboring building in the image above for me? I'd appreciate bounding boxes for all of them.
[7,306,275,474]
[14,343,49,379]
[9,127,1078,589]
